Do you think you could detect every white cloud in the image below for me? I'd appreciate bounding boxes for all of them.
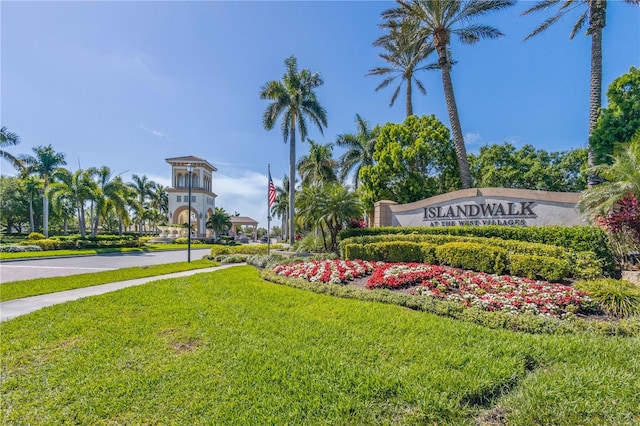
[139,124,164,139]
[464,131,481,145]
[214,170,276,227]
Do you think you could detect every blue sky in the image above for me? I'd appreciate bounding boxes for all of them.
[1,1,639,226]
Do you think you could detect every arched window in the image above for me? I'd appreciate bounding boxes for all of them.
[177,174,184,187]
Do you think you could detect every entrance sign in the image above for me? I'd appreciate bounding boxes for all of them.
[374,188,583,227]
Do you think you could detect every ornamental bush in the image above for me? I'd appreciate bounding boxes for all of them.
[575,279,640,318]
[0,245,43,253]
[19,238,142,250]
[174,237,205,244]
[210,244,284,258]
[508,254,570,282]
[339,225,614,276]
[435,242,507,274]
[27,232,46,241]
[340,233,603,279]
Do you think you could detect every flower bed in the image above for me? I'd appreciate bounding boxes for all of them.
[368,262,593,318]
[271,259,380,284]
[272,260,595,318]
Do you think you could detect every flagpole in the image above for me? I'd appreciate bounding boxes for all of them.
[267,163,271,256]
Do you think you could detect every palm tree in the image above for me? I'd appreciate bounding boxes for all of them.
[367,18,436,117]
[297,139,339,186]
[260,55,328,245]
[382,0,515,189]
[335,114,379,189]
[522,0,640,185]
[271,175,290,242]
[20,145,67,237]
[579,135,640,220]
[0,126,22,170]
[48,168,96,237]
[297,182,363,252]
[90,167,130,237]
[206,207,232,241]
[128,174,156,235]
[18,174,41,233]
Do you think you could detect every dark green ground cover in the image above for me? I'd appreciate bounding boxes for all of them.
[1,266,639,425]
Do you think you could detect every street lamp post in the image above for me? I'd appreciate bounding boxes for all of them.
[187,162,193,263]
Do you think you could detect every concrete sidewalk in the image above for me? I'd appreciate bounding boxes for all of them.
[0,263,242,322]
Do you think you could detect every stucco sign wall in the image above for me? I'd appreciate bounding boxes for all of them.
[374,188,584,227]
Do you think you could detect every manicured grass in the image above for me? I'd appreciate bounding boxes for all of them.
[0,259,220,302]
[0,244,215,260]
[1,266,638,424]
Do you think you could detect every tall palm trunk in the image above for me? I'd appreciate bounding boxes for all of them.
[406,77,413,117]
[28,197,35,232]
[435,36,471,189]
[42,179,50,237]
[289,124,296,246]
[587,0,605,187]
[77,202,86,238]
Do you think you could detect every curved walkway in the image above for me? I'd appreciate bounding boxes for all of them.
[1,263,241,322]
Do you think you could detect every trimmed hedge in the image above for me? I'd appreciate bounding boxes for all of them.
[210,244,284,257]
[339,225,615,275]
[19,239,143,250]
[344,241,432,263]
[260,269,640,337]
[509,254,570,282]
[340,233,600,280]
[435,242,507,275]
[51,234,136,242]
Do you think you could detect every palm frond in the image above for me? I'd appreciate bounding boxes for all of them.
[569,10,588,39]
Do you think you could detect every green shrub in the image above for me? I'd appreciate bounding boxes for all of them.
[435,242,507,274]
[339,225,615,276]
[575,279,640,318]
[0,245,43,253]
[138,236,153,244]
[572,251,604,280]
[18,238,142,251]
[27,232,46,241]
[211,244,284,258]
[419,243,437,264]
[217,254,250,263]
[509,254,570,282]
[292,234,325,253]
[174,237,204,245]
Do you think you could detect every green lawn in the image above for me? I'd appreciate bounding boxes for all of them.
[0,259,220,302]
[1,266,639,425]
[0,243,214,260]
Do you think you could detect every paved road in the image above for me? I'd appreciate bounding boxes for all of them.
[0,248,212,283]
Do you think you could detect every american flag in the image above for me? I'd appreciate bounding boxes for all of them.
[268,171,277,207]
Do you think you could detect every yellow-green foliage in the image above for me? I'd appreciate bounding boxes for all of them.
[339,233,602,279]
[210,244,283,257]
[344,241,436,264]
[174,238,204,245]
[575,279,640,318]
[27,232,46,241]
[509,254,570,282]
[435,242,507,274]
[572,251,604,280]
